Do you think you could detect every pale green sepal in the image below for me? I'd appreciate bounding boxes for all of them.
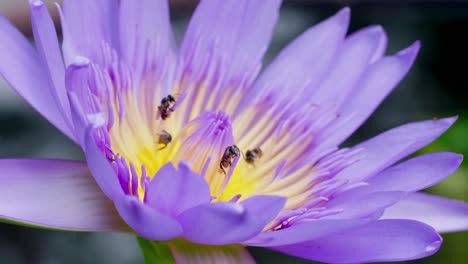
[168,239,255,264]
[137,237,256,264]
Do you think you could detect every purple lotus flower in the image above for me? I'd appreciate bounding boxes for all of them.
[1,0,468,263]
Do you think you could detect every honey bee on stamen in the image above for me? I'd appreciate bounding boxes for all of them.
[220,145,240,175]
[158,94,176,120]
[158,130,172,150]
[244,147,263,165]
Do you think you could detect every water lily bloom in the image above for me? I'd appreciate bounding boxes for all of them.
[1,0,468,263]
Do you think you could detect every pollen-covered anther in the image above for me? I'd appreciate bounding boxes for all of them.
[173,111,237,195]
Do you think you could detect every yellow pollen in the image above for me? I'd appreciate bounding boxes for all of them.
[103,80,317,211]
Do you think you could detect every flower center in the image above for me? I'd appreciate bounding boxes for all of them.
[106,98,259,201]
[73,43,362,225]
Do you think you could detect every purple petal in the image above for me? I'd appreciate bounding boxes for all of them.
[178,0,281,120]
[0,15,72,139]
[335,117,457,183]
[369,26,388,63]
[367,152,463,192]
[168,240,255,264]
[180,0,281,84]
[311,25,386,108]
[64,58,92,145]
[84,127,123,201]
[246,219,368,247]
[119,0,176,81]
[0,159,127,232]
[114,195,182,240]
[252,8,350,100]
[240,195,287,227]
[324,191,405,219]
[145,162,211,217]
[272,219,442,263]
[29,0,73,141]
[382,192,468,233]
[177,195,286,245]
[60,0,119,64]
[320,41,421,148]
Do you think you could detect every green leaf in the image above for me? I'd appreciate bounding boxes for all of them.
[137,237,176,264]
[421,114,468,155]
[420,114,468,200]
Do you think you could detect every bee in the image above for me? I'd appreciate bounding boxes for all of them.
[244,147,263,165]
[158,130,172,150]
[220,145,240,174]
[158,94,176,120]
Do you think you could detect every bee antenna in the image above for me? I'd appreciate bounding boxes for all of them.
[158,145,168,150]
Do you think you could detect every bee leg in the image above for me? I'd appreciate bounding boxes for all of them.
[219,164,227,175]
[158,144,168,150]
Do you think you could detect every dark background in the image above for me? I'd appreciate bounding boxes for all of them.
[0,0,467,263]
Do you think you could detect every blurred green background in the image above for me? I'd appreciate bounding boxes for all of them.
[0,0,467,263]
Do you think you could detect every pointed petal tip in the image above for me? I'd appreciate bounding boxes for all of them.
[447,152,464,167]
[178,160,192,171]
[410,40,422,51]
[343,24,387,64]
[277,195,288,205]
[267,195,288,210]
[162,161,177,171]
[316,6,350,30]
[310,6,350,39]
[443,151,464,174]
[231,203,247,215]
[337,6,351,18]
[70,55,90,67]
[434,115,458,127]
[244,195,288,218]
[366,25,385,37]
[397,40,421,60]
[425,239,442,254]
[335,7,351,25]
[29,0,44,7]
[354,25,386,47]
